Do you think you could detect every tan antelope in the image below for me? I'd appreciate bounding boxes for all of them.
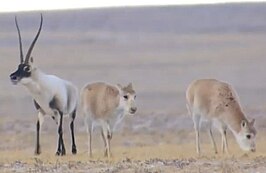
[80,82,137,158]
[186,79,256,155]
[10,15,78,156]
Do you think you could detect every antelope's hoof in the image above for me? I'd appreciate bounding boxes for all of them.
[72,147,77,155]
[104,152,112,158]
[56,149,65,156]
[61,149,66,156]
[34,149,41,155]
[56,151,61,156]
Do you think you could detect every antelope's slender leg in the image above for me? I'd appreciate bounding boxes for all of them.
[193,114,201,155]
[70,109,77,154]
[35,111,44,155]
[56,111,65,156]
[101,122,112,158]
[221,129,229,154]
[85,116,93,157]
[208,122,218,154]
[101,129,107,157]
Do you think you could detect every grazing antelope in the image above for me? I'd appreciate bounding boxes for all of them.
[81,82,137,158]
[9,15,78,156]
[186,79,256,155]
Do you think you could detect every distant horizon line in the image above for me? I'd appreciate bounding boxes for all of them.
[1,1,266,13]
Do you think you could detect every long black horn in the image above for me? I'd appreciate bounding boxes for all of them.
[25,14,43,64]
[15,16,24,63]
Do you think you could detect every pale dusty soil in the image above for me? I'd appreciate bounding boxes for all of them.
[0,113,266,173]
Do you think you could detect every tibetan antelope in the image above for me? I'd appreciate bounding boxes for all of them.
[186,79,256,155]
[9,15,78,156]
[80,82,137,158]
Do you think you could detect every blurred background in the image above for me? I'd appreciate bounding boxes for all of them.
[0,2,266,151]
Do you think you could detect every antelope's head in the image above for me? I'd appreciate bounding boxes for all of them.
[236,119,257,152]
[10,14,43,85]
[117,83,137,115]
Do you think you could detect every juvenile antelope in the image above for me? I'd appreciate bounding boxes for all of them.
[186,79,256,155]
[10,15,78,156]
[81,82,137,158]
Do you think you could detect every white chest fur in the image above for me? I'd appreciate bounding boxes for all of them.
[22,71,68,116]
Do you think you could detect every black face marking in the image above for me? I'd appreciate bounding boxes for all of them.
[23,65,31,72]
[10,64,31,84]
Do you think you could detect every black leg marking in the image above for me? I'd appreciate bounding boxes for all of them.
[56,118,61,156]
[33,99,45,114]
[56,132,61,156]
[35,120,41,155]
[49,97,65,156]
[70,110,77,154]
[33,99,43,155]
[34,100,40,110]
[56,111,66,156]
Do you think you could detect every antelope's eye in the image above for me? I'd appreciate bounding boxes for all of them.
[246,134,251,139]
[123,95,128,100]
[134,95,136,99]
[23,66,31,72]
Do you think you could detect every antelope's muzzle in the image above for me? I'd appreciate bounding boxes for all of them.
[129,107,137,114]
[10,72,20,85]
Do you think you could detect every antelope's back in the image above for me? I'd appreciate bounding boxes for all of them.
[186,79,218,107]
[186,79,241,118]
[64,80,79,113]
[81,82,120,119]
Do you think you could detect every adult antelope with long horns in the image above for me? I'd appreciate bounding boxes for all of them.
[10,14,78,156]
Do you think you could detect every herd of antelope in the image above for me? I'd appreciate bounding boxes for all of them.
[9,15,257,158]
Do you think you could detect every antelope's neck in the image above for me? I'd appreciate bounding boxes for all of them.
[23,68,45,94]
[224,108,247,134]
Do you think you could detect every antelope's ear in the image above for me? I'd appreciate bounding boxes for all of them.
[117,84,123,90]
[28,57,34,65]
[127,82,133,89]
[250,119,255,126]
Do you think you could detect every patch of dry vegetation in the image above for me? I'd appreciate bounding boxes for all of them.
[0,131,266,172]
